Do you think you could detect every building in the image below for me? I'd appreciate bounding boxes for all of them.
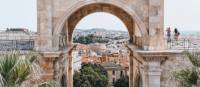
[101,62,127,87]
[0,28,36,51]
[72,50,81,71]
[81,55,101,63]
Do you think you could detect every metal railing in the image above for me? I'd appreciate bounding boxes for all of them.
[167,39,200,50]
[0,40,34,51]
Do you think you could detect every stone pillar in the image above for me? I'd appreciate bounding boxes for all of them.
[39,52,62,84]
[129,53,141,87]
[129,55,134,87]
[40,57,56,81]
[53,57,59,80]
[65,22,70,46]
[145,61,161,87]
[126,44,144,87]
[148,0,165,50]
[67,52,73,87]
[143,57,165,87]
[37,0,53,51]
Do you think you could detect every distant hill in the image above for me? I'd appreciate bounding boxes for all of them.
[88,28,107,32]
[74,29,85,32]
[74,28,128,32]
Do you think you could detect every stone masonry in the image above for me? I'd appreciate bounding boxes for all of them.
[36,0,167,87]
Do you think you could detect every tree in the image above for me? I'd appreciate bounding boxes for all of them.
[73,34,109,44]
[113,75,129,87]
[173,51,200,87]
[73,63,108,87]
[174,68,198,87]
[0,52,41,87]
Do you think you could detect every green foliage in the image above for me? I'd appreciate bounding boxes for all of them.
[73,35,93,44]
[113,75,129,87]
[73,34,109,44]
[184,51,200,67]
[173,51,200,87]
[73,63,108,87]
[81,63,107,76]
[0,52,39,87]
[173,68,198,87]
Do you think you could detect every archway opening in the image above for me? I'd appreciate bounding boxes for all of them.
[71,12,130,87]
[72,12,129,43]
[58,3,145,50]
[59,3,144,87]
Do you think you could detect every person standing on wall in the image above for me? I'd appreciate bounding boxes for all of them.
[174,28,180,41]
[166,27,171,42]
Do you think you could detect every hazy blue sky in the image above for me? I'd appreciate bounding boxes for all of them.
[0,0,200,32]
[0,0,36,31]
[75,12,128,31]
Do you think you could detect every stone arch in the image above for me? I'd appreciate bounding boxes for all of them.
[67,4,134,43]
[52,1,148,49]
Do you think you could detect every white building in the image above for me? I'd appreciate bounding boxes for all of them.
[72,50,82,71]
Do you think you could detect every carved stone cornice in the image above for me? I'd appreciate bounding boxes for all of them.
[142,55,167,62]
[138,51,173,62]
[40,51,61,58]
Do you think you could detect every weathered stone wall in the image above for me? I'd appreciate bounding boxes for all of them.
[37,0,165,52]
[51,0,149,29]
[161,53,193,87]
[37,0,166,87]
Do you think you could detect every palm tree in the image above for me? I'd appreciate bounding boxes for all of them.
[0,51,41,87]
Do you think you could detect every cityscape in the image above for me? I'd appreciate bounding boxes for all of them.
[0,0,200,87]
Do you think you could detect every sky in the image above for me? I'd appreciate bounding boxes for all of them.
[0,0,36,31]
[164,0,200,31]
[75,12,127,31]
[0,0,200,32]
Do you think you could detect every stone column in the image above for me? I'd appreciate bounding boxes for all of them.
[143,57,165,87]
[64,45,77,87]
[146,61,161,87]
[53,57,59,80]
[39,52,62,84]
[40,57,56,81]
[129,55,134,87]
[37,0,53,51]
[67,51,73,87]
[65,22,70,46]
[148,0,165,50]
[126,44,144,87]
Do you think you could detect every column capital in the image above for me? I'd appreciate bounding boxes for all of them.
[40,51,61,58]
[143,55,166,62]
[140,52,166,87]
[139,51,169,62]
